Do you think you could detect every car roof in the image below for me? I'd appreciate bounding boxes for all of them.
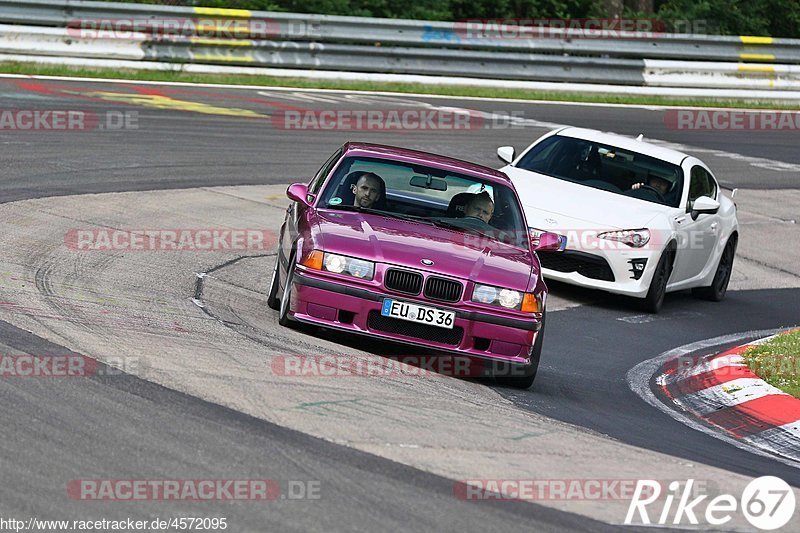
[554,127,688,166]
[342,142,512,184]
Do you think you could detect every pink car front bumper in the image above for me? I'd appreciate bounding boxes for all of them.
[288,268,541,368]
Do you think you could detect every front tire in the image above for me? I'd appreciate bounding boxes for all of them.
[640,248,672,314]
[267,256,281,311]
[496,310,545,389]
[278,257,296,327]
[693,236,737,302]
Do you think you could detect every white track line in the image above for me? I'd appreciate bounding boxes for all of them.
[678,377,788,416]
[1,69,800,111]
[667,354,748,382]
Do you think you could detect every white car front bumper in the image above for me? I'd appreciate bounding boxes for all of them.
[536,246,666,298]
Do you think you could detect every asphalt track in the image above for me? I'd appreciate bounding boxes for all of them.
[0,321,611,532]
[1,77,799,203]
[1,76,798,529]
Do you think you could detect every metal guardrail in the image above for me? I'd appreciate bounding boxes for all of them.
[144,40,646,84]
[1,0,800,63]
[0,0,799,88]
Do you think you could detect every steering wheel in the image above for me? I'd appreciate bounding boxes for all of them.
[636,184,666,203]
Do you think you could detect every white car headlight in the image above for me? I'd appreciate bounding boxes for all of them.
[322,253,374,280]
[473,284,523,310]
[598,228,650,248]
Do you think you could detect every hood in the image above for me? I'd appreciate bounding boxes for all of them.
[504,166,672,230]
[311,210,535,291]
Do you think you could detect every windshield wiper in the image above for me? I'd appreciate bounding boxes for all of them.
[325,204,434,224]
[431,219,486,236]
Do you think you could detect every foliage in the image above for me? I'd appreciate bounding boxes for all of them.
[743,330,800,399]
[79,0,800,37]
[652,0,800,38]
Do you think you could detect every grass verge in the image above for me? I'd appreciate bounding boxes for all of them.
[1,62,799,110]
[742,330,800,399]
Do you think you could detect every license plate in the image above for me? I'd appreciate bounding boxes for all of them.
[381,299,455,329]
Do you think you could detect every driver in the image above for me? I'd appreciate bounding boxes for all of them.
[351,172,384,209]
[464,191,494,223]
[631,174,671,197]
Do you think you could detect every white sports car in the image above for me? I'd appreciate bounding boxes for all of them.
[497,127,738,313]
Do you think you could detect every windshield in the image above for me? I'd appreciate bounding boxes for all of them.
[318,156,528,248]
[515,135,684,207]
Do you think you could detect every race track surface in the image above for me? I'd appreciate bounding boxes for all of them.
[1,76,798,530]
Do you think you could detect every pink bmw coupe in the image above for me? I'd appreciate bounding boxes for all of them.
[268,143,561,388]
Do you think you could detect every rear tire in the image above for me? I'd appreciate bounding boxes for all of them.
[278,257,296,327]
[267,256,281,311]
[640,248,673,314]
[693,237,737,302]
[496,311,545,389]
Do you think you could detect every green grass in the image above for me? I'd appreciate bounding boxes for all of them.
[742,330,800,399]
[2,62,799,110]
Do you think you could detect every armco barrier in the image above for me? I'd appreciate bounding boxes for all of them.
[644,59,800,90]
[0,0,799,90]
[1,0,799,64]
[0,23,145,60]
[143,39,646,85]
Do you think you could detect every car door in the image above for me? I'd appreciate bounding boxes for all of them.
[671,164,720,283]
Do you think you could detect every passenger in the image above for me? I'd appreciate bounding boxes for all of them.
[464,191,495,223]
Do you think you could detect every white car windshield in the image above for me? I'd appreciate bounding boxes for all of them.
[319,156,529,248]
[515,135,684,207]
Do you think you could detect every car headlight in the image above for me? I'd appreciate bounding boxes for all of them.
[498,288,521,308]
[472,283,543,313]
[598,228,650,248]
[472,284,498,304]
[323,253,374,280]
[302,250,374,280]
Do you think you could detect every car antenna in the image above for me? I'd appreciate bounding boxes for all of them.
[635,134,644,141]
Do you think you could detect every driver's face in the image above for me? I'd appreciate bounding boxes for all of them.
[465,198,494,223]
[648,177,670,195]
[352,176,381,208]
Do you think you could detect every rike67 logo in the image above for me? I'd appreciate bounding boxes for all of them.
[625,477,795,530]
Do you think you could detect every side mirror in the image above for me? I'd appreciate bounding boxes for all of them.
[497,146,515,164]
[531,231,564,252]
[286,183,312,206]
[690,196,719,220]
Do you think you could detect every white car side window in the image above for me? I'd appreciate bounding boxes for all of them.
[688,166,717,209]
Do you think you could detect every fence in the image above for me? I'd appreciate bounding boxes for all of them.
[0,0,799,89]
